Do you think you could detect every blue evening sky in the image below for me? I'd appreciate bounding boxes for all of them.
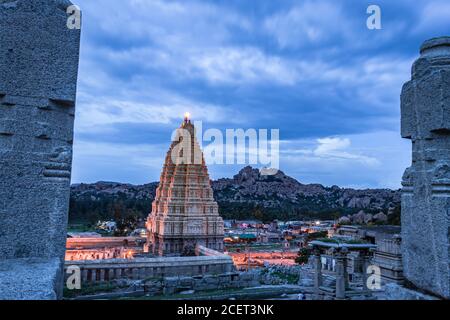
[71,0,450,189]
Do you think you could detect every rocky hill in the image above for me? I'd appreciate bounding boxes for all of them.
[69,166,400,223]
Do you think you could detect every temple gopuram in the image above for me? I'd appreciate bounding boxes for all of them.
[146,114,224,256]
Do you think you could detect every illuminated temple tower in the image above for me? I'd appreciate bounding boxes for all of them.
[146,114,224,256]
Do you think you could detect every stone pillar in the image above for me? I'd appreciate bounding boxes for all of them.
[361,251,370,291]
[99,269,105,282]
[108,269,114,281]
[342,249,349,289]
[400,36,450,299]
[82,269,88,283]
[91,269,97,283]
[0,0,81,300]
[313,248,322,294]
[139,268,146,279]
[335,250,346,300]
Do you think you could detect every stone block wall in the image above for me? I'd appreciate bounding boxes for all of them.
[64,255,235,284]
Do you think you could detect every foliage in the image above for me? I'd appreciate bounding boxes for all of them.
[69,196,150,225]
[63,282,124,299]
[387,204,401,225]
[114,214,139,236]
[315,237,367,245]
[271,271,299,284]
[181,244,196,257]
[68,184,400,225]
[216,200,358,223]
[295,247,311,265]
[306,231,328,242]
[67,224,95,233]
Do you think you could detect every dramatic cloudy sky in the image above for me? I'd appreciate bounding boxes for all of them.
[71,0,450,189]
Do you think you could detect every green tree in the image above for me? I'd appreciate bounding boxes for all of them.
[252,205,265,222]
[306,231,328,242]
[295,247,311,265]
[388,205,401,225]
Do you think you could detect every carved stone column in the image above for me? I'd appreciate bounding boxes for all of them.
[361,250,371,291]
[313,247,323,294]
[90,269,97,283]
[400,36,450,299]
[108,269,114,281]
[99,269,105,282]
[342,248,349,289]
[335,249,347,300]
[0,0,81,300]
[82,269,88,283]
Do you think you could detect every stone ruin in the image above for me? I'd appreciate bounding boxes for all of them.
[0,0,448,302]
[0,0,81,299]
[401,36,450,299]
[309,241,377,300]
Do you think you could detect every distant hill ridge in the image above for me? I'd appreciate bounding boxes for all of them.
[69,166,400,223]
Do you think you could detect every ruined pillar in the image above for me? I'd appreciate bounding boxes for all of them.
[361,251,371,291]
[82,269,88,283]
[108,268,114,281]
[313,248,323,294]
[0,0,81,299]
[335,250,346,300]
[99,269,105,282]
[343,250,349,290]
[132,268,139,279]
[138,267,146,279]
[91,269,97,283]
[401,36,450,299]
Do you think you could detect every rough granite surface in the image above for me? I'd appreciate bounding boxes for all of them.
[379,283,438,300]
[0,258,62,300]
[400,36,450,299]
[0,0,81,299]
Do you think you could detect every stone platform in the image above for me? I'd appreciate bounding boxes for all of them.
[0,258,62,300]
[64,249,235,284]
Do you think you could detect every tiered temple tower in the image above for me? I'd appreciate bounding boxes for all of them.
[146,115,224,256]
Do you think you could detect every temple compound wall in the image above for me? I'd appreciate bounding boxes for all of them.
[401,36,450,299]
[65,237,145,261]
[0,0,81,299]
[66,237,144,250]
[64,246,234,284]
